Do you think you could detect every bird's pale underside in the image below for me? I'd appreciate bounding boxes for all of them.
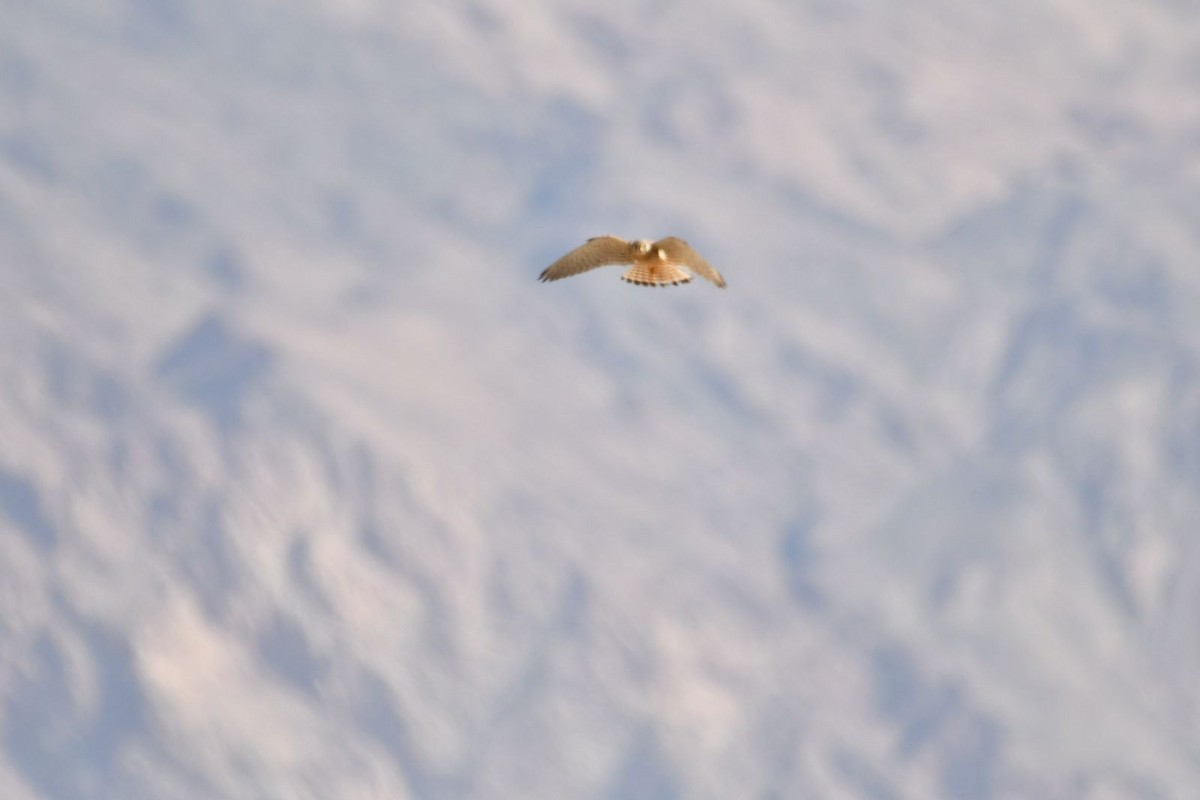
[539,236,726,288]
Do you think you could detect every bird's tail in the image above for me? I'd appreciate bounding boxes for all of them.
[620,262,692,287]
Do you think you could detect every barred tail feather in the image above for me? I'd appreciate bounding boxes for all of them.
[620,262,693,287]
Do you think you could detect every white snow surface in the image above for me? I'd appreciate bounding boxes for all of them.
[3,1,1200,798]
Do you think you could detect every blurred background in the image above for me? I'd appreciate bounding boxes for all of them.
[3,1,1200,797]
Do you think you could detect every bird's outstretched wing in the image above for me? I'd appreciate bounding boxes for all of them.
[655,237,726,288]
[539,236,632,282]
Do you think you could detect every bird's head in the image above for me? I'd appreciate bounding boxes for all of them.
[633,239,653,255]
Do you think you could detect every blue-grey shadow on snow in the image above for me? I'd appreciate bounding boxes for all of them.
[605,726,682,800]
[872,644,1005,800]
[0,466,58,551]
[154,312,275,429]
[778,505,825,612]
[3,623,151,800]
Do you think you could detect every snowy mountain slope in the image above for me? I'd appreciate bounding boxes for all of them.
[3,0,1200,797]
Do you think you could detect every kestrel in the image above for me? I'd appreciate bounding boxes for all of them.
[539,236,726,288]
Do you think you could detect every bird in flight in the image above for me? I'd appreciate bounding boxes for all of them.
[539,236,726,288]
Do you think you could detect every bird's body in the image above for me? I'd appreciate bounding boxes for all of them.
[539,236,726,288]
